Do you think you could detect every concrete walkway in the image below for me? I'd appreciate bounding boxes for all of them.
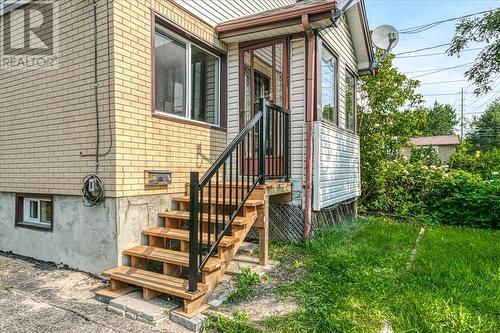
[0,251,189,333]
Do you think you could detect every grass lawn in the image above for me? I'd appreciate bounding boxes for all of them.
[206,218,500,332]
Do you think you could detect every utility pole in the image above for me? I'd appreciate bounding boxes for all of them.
[460,87,464,141]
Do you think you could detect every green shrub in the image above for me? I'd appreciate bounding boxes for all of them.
[361,158,499,229]
[449,147,500,180]
[410,146,441,166]
[427,170,500,229]
[363,159,446,218]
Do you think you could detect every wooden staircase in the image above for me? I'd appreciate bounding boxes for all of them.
[100,182,272,317]
[99,99,291,317]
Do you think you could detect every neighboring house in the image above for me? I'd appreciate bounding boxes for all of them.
[0,0,373,316]
[401,135,460,162]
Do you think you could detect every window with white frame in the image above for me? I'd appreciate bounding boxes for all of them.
[15,195,53,230]
[154,26,220,126]
[321,46,338,124]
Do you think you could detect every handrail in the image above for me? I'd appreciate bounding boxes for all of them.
[265,100,290,115]
[199,111,263,188]
[187,98,290,293]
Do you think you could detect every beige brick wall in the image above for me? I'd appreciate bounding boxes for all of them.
[0,0,228,198]
[0,0,116,196]
[113,0,227,197]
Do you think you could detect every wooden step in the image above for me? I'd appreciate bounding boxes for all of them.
[124,245,223,272]
[173,195,264,207]
[102,266,207,301]
[159,210,255,226]
[95,285,137,302]
[143,227,237,248]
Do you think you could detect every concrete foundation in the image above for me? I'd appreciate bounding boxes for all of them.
[0,192,177,275]
[0,193,117,275]
[115,194,174,267]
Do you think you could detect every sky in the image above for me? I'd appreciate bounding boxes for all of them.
[364,0,499,134]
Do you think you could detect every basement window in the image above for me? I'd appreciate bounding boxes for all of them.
[15,195,53,231]
[154,25,220,126]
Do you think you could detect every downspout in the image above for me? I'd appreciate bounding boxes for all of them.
[301,14,315,240]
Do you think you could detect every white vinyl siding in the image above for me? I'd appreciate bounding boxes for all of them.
[313,121,360,210]
[312,15,360,209]
[174,0,295,26]
[227,43,240,142]
[290,38,306,204]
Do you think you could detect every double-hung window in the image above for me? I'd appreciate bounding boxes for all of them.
[320,46,338,124]
[154,26,220,126]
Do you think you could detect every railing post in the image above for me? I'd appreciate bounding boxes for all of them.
[188,171,200,293]
[285,112,290,182]
[258,98,266,185]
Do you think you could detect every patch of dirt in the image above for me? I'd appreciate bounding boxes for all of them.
[222,295,298,321]
[39,271,102,301]
[211,252,301,322]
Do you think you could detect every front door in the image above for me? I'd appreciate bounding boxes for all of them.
[239,38,289,127]
[239,38,289,177]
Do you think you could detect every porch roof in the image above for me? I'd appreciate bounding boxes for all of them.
[215,0,338,43]
[213,0,374,75]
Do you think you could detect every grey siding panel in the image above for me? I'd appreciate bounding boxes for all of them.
[313,121,360,210]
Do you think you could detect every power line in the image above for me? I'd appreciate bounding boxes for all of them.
[420,79,468,85]
[410,62,474,79]
[399,8,498,34]
[406,62,474,74]
[422,92,476,97]
[467,93,500,109]
[463,81,500,106]
[396,47,483,59]
[395,43,450,56]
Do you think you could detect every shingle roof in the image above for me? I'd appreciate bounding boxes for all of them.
[410,135,460,146]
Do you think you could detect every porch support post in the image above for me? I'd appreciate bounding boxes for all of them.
[258,192,269,266]
[188,172,200,293]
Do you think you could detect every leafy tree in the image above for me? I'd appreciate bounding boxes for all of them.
[358,53,425,202]
[422,101,457,136]
[466,99,500,152]
[448,9,500,95]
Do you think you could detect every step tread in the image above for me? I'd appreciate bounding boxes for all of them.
[159,210,255,226]
[102,266,207,300]
[95,286,137,300]
[173,195,264,207]
[143,227,237,247]
[124,245,223,272]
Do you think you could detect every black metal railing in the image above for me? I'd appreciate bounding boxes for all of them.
[188,99,290,292]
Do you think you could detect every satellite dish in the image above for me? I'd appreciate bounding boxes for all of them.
[372,25,399,51]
